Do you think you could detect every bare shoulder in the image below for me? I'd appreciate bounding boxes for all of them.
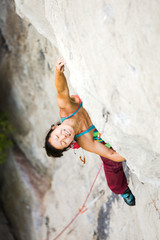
[78,136,111,156]
[58,95,81,116]
[76,130,95,150]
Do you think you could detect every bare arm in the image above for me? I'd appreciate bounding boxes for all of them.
[81,139,125,162]
[93,141,125,162]
[55,58,70,108]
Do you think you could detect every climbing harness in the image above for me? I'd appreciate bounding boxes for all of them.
[53,162,104,240]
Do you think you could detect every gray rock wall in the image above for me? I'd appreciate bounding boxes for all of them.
[15,0,160,185]
[0,0,160,240]
[0,206,15,240]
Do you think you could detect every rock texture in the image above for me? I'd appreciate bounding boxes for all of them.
[0,0,160,240]
[0,146,50,240]
[14,0,160,185]
[0,206,15,240]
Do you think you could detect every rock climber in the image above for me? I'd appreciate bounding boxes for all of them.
[44,57,135,206]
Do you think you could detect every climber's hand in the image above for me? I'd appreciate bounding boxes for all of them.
[56,57,66,73]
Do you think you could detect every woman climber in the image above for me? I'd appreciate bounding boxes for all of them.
[44,58,135,206]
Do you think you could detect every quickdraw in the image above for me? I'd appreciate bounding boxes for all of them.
[80,156,86,164]
[79,206,88,214]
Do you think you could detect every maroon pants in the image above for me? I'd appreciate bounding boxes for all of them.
[100,144,128,194]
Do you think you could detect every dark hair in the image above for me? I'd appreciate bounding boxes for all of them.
[44,122,71,158]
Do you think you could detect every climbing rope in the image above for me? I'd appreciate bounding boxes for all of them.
[53,162,104,240]
[53,111,109,239]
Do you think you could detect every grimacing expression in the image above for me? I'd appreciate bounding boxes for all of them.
[49,124,75,149]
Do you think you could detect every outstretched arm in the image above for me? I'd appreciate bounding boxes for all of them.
[93,141,125,162]
[81,139,125,162]
[55,58,68,93]
[55,58,70,108]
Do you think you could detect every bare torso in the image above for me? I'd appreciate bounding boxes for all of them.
[59,95,95,149]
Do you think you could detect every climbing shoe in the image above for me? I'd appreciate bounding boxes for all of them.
[121,187,136,206]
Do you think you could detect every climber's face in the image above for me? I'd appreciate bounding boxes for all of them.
[49,124,74,149]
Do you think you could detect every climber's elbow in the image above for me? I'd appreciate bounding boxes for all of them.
[110,152,126,162]
[93,141,125,162]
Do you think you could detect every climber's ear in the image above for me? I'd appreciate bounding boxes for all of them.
[51,125,58,130]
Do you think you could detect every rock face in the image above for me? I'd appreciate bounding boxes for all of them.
[0,206,15,240]
[0,146,50,240]
[14,0,160,185]
[0,0,160,240]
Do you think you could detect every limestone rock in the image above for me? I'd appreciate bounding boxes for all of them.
[14,0,160,185]
[0,0,160,240]
[0,206,15,240]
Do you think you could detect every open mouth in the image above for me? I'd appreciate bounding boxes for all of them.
[64,129,71,136]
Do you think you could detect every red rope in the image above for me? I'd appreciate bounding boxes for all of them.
[53,162,104,240]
